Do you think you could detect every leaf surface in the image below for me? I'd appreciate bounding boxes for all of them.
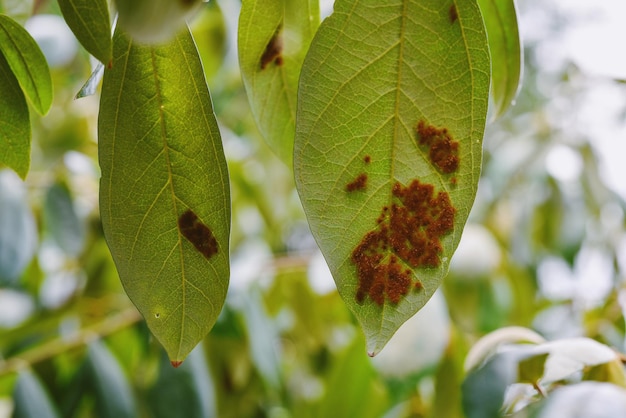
[477,0,521,117]
[99,27,230,363]
[0,14,52,115]
[238,0,319,165]
[57,0,112,65]
[0,52,30,178]
[13,369,60,418]
[294,0,490,354]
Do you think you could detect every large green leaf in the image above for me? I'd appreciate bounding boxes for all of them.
[238,0,319,165]
[57,0,112,65]
[98,27,230,364]
[0,52,30,178]
[294,0,490,355]
[477,0,521,118]
[0,14,52,115]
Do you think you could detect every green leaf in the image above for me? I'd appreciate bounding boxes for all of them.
[86,341,137,418]
[75,62,104,99]
[0,51,30,178]
[12,369,60,418]
[294,0,490,355]
[44,182,86,257]
[57,0,112,65]
[476,0,521,118]
[0,14,52,115]
[238,0,319,165]
[98,27,230,364]
[518,352,549,385]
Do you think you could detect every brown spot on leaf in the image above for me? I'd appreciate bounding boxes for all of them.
[260,27,284,70]
[364,155,371,164]
[171,360,183,368]
[178,209,218,260]
[416,120,460,174]
[351,180,455,306]
[449,4,458,23]
[346,173,368,192]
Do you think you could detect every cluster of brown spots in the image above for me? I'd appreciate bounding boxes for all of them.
[449,4,458,23]
[416,120,460,174]
[351,180,455,306]
[178,209,218,260]
[346,173,368,192]
[260,27,284,70]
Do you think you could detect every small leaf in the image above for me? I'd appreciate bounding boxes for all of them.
[294,0,490,354]
[476,0,522,118]
[75,61,104,99]
[12,369,60,418]
[44,182,86,257]
[238,0,319,165]
[99,27,230,363]
[86,341,137,418]
[0,51,30,178]
[0,14,52,115]
[518,352,549,385]
[57,0,112,65]
[0,169,37,283]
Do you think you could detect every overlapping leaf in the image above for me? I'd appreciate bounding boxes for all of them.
[477,0,522,117]
[0,14,52,115]
[238,0,319,165]
[57,0,112,65]
[98,27,230,364]
[294,0,490,354]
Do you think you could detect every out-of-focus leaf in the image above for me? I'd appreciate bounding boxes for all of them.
[86,340,137,418]
[583,360,626,388]
[476,0,521,117]
[44,183,85,257]
[190,1,226,81]
[530,382,626,418]
[12,369,60,418]
[0,52,30,178]
[518,352,548,385]
[98,27,230,363]
[57,0,112,65]
[0,170,37,283]
[75,62,104,99]
[0,0,33,23]
[149,343,217,418]
[295,0,490,355]
[238,0,319,165]
[0,14,52,115]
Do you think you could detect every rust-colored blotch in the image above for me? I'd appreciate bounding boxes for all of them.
[351,180,455,306]
[346,173,368,192]
[449,4,458,23]
[171,360,183,368]
[260,28,284,70]
[364,155,372,164]
[416,120,460,174]
[178,209,218,260]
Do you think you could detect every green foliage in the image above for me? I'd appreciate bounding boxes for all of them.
[294,0,489,354]
[98,27,230,363]
[57,0,112,65]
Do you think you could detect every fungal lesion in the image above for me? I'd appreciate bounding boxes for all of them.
[178,209,218,260]
[351,180,455,306]
[415,120,460,176]
[449,4,458,24]
[260,25,284,70]
[346,173,368,192]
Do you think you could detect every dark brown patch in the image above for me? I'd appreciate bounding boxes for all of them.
[364,155,371,164]
[346,173,368,192]
[351,180,455,306]
[450,177,458,186]
[171,360,183,368]
[260,27,284,70]
[178,209,218,260]
[449,4,458,23]
[416,120,460,174]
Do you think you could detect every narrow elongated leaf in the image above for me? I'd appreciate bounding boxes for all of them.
[99,27,230,364]
[294,0,490,355]
[477,0,521,117]
[238,0,319,165]
[0,14,52,115]
[13,369,60,418]
[0,52,30,178]
[57,0,112,65]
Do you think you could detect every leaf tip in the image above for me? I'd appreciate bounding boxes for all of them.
[170,360,183,368]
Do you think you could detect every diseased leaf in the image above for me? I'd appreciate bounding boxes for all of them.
[477,0,521,118]
[57,0,112,65]
[0,52,30,178]
[294,0,490,354]
[99,27,230,364]
[238,0,319,165]
[13,369,60,418]
[0,14,52,115]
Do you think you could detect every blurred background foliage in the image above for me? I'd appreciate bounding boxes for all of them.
[1,0,626,417]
